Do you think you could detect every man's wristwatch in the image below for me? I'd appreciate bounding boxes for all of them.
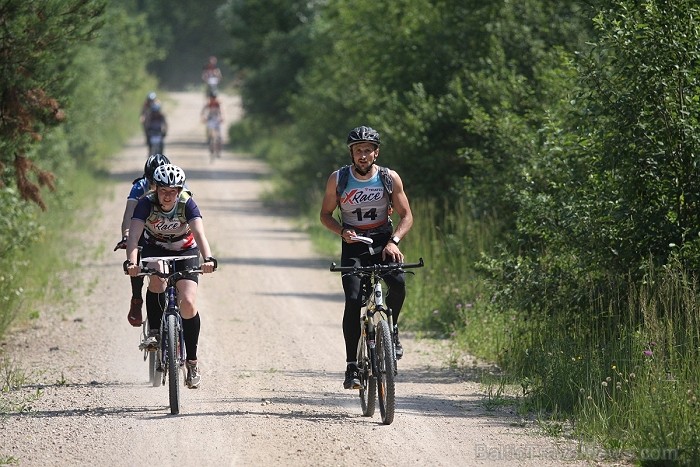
[390,235,401,246]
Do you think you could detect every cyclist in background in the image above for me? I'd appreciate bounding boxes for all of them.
[201,92,224,153]
[140,92,158,144]
[125,164,217,389]
[319,125,414,390]
[145,102,167,144]
[201,55,222,97]
[114,153,172,326]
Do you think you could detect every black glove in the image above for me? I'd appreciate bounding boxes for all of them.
[114,236,127,251]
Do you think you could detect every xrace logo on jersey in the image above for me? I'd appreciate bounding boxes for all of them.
[340,187,384,205]
[149,217,183,233]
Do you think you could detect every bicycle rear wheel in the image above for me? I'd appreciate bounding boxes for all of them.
[143,322,161,387]
[376,320,396,425]
[149,350,160,387]
[166,314,181,414]
[357,331,376,417]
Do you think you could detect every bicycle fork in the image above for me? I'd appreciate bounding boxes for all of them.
[364,314,379,379]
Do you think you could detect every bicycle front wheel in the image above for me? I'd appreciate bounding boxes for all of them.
[376,320,396,425]
[357,330,376,417]
[166,314,181,415]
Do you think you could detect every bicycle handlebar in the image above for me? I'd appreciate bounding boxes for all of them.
[122,255,218,276]
[329,257,424,273]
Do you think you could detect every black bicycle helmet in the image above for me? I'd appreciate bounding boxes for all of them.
[346,125,380,148]
[153,164,186,188]
[144,153,171,181]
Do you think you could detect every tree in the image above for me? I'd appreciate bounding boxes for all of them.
[0,0,105,209]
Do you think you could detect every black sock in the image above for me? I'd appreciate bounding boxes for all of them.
[182,313,201,361]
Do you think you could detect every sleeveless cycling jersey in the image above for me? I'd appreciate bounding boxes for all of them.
[132,191,201,251]
[338,168,390,231]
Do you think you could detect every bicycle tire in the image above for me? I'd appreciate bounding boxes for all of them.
[376,319,396,425]
[357,330,376,417]
[166,313,181,414]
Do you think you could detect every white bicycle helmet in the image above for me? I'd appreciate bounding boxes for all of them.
[153,163,186,188]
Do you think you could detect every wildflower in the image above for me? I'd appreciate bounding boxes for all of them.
[643,349,653,357]
[629,373,635,379]
[606,376,612,383]
[432,309,440,315]
[456,303,462,310]
[612,364,617,370]
[602,381,608,387]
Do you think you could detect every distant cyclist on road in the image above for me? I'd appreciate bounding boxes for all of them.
[114,153,172,327]
[320,125,414,390]
[144,102,168,154]
[201,92,224,153]
[140,92,159,144]
[201,55,222,98]
[125,164,217,389]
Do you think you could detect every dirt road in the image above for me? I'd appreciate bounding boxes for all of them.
[0,92,603,466]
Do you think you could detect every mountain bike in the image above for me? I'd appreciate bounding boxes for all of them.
[124,255,216,414]
[330,256,424,425]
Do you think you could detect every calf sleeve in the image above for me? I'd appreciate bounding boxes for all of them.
[130,276,144,299]
[182,313,201,361]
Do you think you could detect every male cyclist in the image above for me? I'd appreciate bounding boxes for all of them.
[125,164,217,389]
[320,125,414,389]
